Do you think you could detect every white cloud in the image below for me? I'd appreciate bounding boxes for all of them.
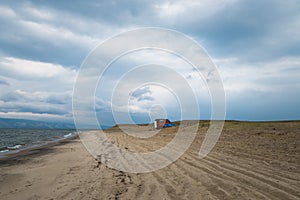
[0,111,73,122]
[18,20,98,48]
[0,56,77,80]
[217,56,300,95]
[0,56,76,122]
[0,5,17,19]
[155,0,238,21]
[13,89,71,104]
[20,4,55,21]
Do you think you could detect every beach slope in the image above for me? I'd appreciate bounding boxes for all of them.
[0,121,299,199]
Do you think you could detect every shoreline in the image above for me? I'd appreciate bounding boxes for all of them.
[0,134,79,164]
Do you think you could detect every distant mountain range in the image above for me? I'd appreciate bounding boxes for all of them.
[0,118,76,129]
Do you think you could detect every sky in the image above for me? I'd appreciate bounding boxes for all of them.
[0,0,299,127]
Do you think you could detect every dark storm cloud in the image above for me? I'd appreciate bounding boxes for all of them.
[130,86,152,98]
[0,2,92,67]
[137,95,154,102]
[29,0,157,25]
[0,0,158,67]
[130,86,155,102]
[171,0,300,62]
[1,0,299,66]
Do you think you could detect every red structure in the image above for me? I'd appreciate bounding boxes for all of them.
[154,119,173,129]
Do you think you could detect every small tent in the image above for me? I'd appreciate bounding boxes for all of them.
[154,119,175,129]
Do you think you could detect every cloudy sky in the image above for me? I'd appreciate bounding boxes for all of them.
[0,0,299,126]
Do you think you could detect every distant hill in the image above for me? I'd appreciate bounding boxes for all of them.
[0,118,75,129]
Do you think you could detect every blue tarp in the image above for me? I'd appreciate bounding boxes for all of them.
[163,123,176,128]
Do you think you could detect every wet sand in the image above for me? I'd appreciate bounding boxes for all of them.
[0,121,299,199]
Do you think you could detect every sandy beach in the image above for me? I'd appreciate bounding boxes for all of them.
[0,121,299,200]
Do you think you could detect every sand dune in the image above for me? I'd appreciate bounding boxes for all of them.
[0,121,299,199]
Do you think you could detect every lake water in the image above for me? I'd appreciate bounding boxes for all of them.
[0,128,78,157]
